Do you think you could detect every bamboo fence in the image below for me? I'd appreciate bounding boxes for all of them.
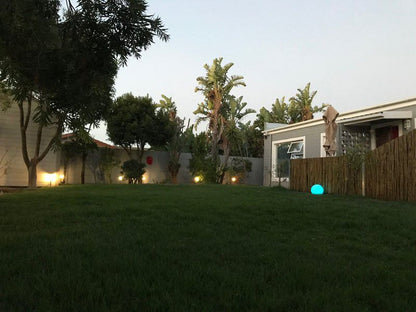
[290,129,416,201]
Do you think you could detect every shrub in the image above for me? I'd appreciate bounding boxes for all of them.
[121,159,146,184]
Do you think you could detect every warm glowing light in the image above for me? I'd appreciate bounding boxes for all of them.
[142,176,146,181]
[231,177,237,183]
[118,176,123,181]
[59,174,65,180]
[44,173,57,186]
[194,176,201,183]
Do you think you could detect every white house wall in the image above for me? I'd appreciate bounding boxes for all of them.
[0,103,60,186]
[64,149,264,185]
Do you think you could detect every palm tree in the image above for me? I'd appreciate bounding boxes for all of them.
[157,95,192,184]
[157,94,177,121]
[255,97,289,130]
[218,95,255,183]
[288,82,325,123]
[194,58,246,162]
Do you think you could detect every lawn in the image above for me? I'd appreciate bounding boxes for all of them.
[1,184,416,311]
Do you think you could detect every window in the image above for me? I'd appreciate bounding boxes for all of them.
[271,136,305,181]
[288,142,303,154]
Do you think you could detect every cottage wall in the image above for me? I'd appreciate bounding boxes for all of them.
[263,122,325,186]
[0,103,60,186]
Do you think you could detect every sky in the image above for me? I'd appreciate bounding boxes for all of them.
[91,0,416,142]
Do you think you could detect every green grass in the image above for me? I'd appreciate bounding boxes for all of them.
[1,184,416,311]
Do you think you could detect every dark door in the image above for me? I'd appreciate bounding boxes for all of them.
[375,125,399,147]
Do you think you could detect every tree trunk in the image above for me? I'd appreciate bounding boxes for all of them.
[171,174,178,184]
[18,96,63,188]
[27,160,38,188]
[63,166,67,184]
[218,138,230,184]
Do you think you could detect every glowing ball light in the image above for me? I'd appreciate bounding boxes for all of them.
[311,184,324,195]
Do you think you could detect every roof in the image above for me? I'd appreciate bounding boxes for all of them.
[263,97,416,135]
[61,133,116,149]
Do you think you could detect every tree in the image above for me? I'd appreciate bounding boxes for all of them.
[98,148,120,184]
[106,93,172,163]
[288,83,325,123]
[254,83,327,130]
[121,159,146,184]
[194,58,246,162]
[188,132,217,183]
[217,95,255,183]
[61,131,97,184]
[255,97,289,130]
[61,141,79,184]
[232,121,264,158]
[0,0,168,187]
[157,95,192,184]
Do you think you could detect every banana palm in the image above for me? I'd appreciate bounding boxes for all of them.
[218,95,255,183]
[157,94,176,120]
[288,82,325,123]
[194,58,246,161]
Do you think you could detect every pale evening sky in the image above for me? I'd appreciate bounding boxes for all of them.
[91,0,416,142]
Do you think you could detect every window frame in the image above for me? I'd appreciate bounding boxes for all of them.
[271,136,305,182]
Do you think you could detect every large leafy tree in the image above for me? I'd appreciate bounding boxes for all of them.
[194,58,246,162]
[106,93,173,163]
[0,0,168,187]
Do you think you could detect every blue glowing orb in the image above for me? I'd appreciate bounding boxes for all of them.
[311,184,324,195]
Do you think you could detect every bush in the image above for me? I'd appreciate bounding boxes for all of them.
[121,159,146,184]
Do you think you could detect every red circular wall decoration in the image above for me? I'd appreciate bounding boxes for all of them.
[146,156,153,165]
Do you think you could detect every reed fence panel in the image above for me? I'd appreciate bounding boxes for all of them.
[290,129,416,201]
[365,130,416,201]
[290,156,362,196]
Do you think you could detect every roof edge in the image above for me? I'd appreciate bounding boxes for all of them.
[264,97,416,135]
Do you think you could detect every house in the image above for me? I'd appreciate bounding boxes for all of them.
[0,102,60,187]
[263,97,416,187]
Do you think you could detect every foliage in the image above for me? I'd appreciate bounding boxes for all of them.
[157,95,193,184]
[344,143,369,172]
[195,59,259,183]
[215,95,255,182]
[0,0,168,187]
[106,93,173,162]
[121,159,146,184]
[255,97,289,130]
[237,122,264,158]
[255,83,327,131]
[61,141,80,184]
[188,132,217,183]
[98,148,121,184]
[227,158,252,183]
[194,57,246,162]
[61,132,97,184]
[288,82,326,123]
